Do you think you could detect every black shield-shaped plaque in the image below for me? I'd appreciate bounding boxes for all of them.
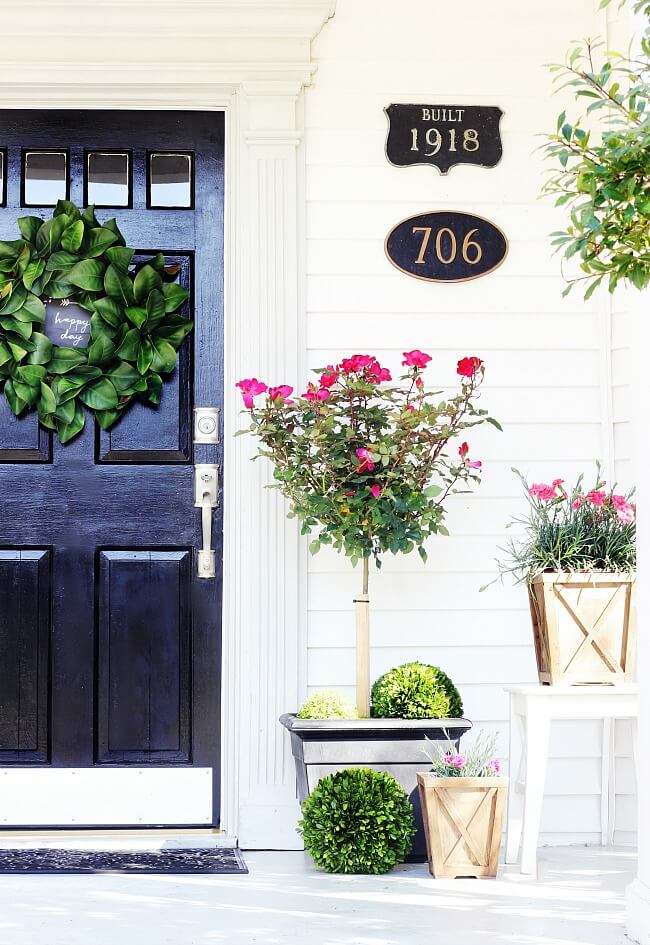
[385,211,508,283]
[44,298,91,348]
[385,104,503,175]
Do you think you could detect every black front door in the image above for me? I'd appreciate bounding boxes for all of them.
[0,111,224,825]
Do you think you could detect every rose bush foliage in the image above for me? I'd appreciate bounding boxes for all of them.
[236,351,500,566]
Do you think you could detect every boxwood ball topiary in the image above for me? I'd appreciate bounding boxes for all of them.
[371,661,463,719]
[296,689,359,719]
[298,768,415,873]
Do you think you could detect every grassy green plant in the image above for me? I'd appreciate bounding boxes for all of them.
[494,468,636,584]
[296,690,359,720]
[542,1,650,298]
[423,730,501,778]
[298,768,415,873]
[371,662,463,720]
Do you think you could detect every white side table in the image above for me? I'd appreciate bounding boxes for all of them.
[505,684,638,874]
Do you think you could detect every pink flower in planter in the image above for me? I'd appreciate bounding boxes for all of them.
[587,489,607,507]
[616,502,635,524]
[370,483,381,499]
[488,759,501,774]
[528,483,558,502]
[444,753,466,768]
[319,365,339,388]
[459,441,482,470]
[457,356,483,378]
[268,385,294,404]
[612,494,628,510]
[236,377,267,408]
[402,349,432,369]
[552,478,565,490]
[572,495,585,509]
[355,447,375,474]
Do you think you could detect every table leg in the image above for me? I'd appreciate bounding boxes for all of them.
[506,699,524,864]
[519,703,551,875]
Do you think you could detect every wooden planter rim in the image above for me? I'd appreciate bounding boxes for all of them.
[417,774,508,788]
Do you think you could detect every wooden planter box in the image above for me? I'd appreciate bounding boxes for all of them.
[528,572,636,685]
[417,773,508,878]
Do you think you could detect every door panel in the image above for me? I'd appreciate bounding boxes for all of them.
[0,110,224,825]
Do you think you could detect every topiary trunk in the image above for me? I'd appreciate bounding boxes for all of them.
[355,556,370,717]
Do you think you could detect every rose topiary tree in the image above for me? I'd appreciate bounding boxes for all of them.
[236,350,500,715]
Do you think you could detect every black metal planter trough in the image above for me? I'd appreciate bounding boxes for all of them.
[280,714,472,861]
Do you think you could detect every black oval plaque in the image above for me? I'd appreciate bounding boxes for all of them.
[385,210,508,283]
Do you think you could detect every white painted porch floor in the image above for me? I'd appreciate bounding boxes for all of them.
[0,845,635,945]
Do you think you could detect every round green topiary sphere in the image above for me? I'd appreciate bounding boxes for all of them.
[298,768,415,873]
[371,661,463,719]
[297,689,359,720]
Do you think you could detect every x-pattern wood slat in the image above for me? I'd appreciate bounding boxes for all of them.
[553,583,625,675]
[438,786,493,866]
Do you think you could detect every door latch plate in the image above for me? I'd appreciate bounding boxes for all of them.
[194,464,219,507]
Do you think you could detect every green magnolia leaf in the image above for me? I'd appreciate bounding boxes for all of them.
[35,216,67,256]
[56,402,85,443]
[87,334,116,366]
[61,220,85,253]
[100,217,126,246]
[17,364,46,385]
[146,289,165,329]
[104,245,134,272]
[27,332,53,365]
[15,293,46,324]
[0,341,12,367]
[4,379,28,415]
[161,282,189,313]
[46,279,76,299]
[145,372,163,404]
[39,381,57,415]
[22,258,45,291]
[55,367,102,399]
[13,380,39,406]
[92,296,123,328]
[89,311,115,340]
[83,226,119,258]
[18,216,43,243]
[54,398,77,424]
[48,346,87,374]
[133,264,162,304]
[137,337,154,375]
[64,258,105,292]
[150,338,177,374]
[155,318,192,348]
[0,239,24,259]
[114,327,140,361]
[105,361,142,393]
[8,340,29,361]
[124,305,147,329]
[81,205,99,227]
[104,264,134,305]
[54,200,81,222]
[45,250,79,272]
[95,407,123,430]
[0,283,27,315]
[0,317,32,340]
[78,377,118,410]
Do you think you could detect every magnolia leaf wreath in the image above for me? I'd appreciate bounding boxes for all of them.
[0,200,192,443]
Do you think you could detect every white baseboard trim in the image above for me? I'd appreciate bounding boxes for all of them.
[238,800,303,850]
[627,878,650,943]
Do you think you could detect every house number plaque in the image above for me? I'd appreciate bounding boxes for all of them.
[385,104,503,175]
[385,210,508,283]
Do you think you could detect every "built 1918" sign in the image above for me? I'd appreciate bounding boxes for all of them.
[385,104,503,175]
[385,210,508,283]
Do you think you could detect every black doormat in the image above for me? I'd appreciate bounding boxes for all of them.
[0,847,248,875]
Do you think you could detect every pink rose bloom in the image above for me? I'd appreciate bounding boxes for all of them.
[528,483,557,502]
[355,447,375,474]
[415,377,424,389]
[402,349,432,369]
[236,377,267,409]
[459,441,481,470]
[267,384,294,404]
[616,502,635,525]
[406,404,415,412]
[370,484,381,499]
[319,366,339,388]
[457,356,483,378]
[340,354,374,374]
[587,490,607,507]
[366,360,392,383]
[302,383,330,402]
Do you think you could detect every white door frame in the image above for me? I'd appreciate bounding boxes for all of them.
[0,0,335,847]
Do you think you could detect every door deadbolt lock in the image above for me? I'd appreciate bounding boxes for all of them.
[193,407,220,445]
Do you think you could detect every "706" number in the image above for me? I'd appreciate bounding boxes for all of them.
[412,226,482,266]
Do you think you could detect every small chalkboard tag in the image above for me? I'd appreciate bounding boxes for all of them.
[44,298,91,349]
[385,210,508,283]
[385,104,503,175]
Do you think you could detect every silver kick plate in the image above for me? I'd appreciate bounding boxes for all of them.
[195,464,219,578]
[194,407,220,444]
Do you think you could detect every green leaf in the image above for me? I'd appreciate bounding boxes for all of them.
[48,346,87,374]
[0,283,27,315]
[95,407,123,430]
[35,216,67,256]
[104,264,134,305]
[146,289,165,329]
[83,226,119,258]
[1,318,33,340]
[17,364,46,385]
[124,305,148,329]
[45,250,79,272]
[133,265,162,304]
[78,377,118,410]
[26,332,53,365]
[22,258,45,291]
[61,220,85,253]
[54,200,81,222]
[105,361,142,393]
[309,540,320,555]
[8,340,29,361]
[87,334,116,366]
[4,379,28,415]
[16,293,46,324]
[423,485,443,498]
[17,216,43,243]
[104,246,134,272]
[114,327,140,361]
[100,217,126,246]
[145,372,162,404]
[155,317,192,348]
[92,296,123,328]
[150,337,177,374]
[39,381,56,415]
[54,398,77,424]
[0,340,11,367]
[64,258,105,292]
[161,281,189,313]
[46,279,76,299]
[137,337,154,375]
[13,380,39,406]
[56,402,85,443]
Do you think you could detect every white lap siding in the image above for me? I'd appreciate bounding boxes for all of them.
[303,0,635,846]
